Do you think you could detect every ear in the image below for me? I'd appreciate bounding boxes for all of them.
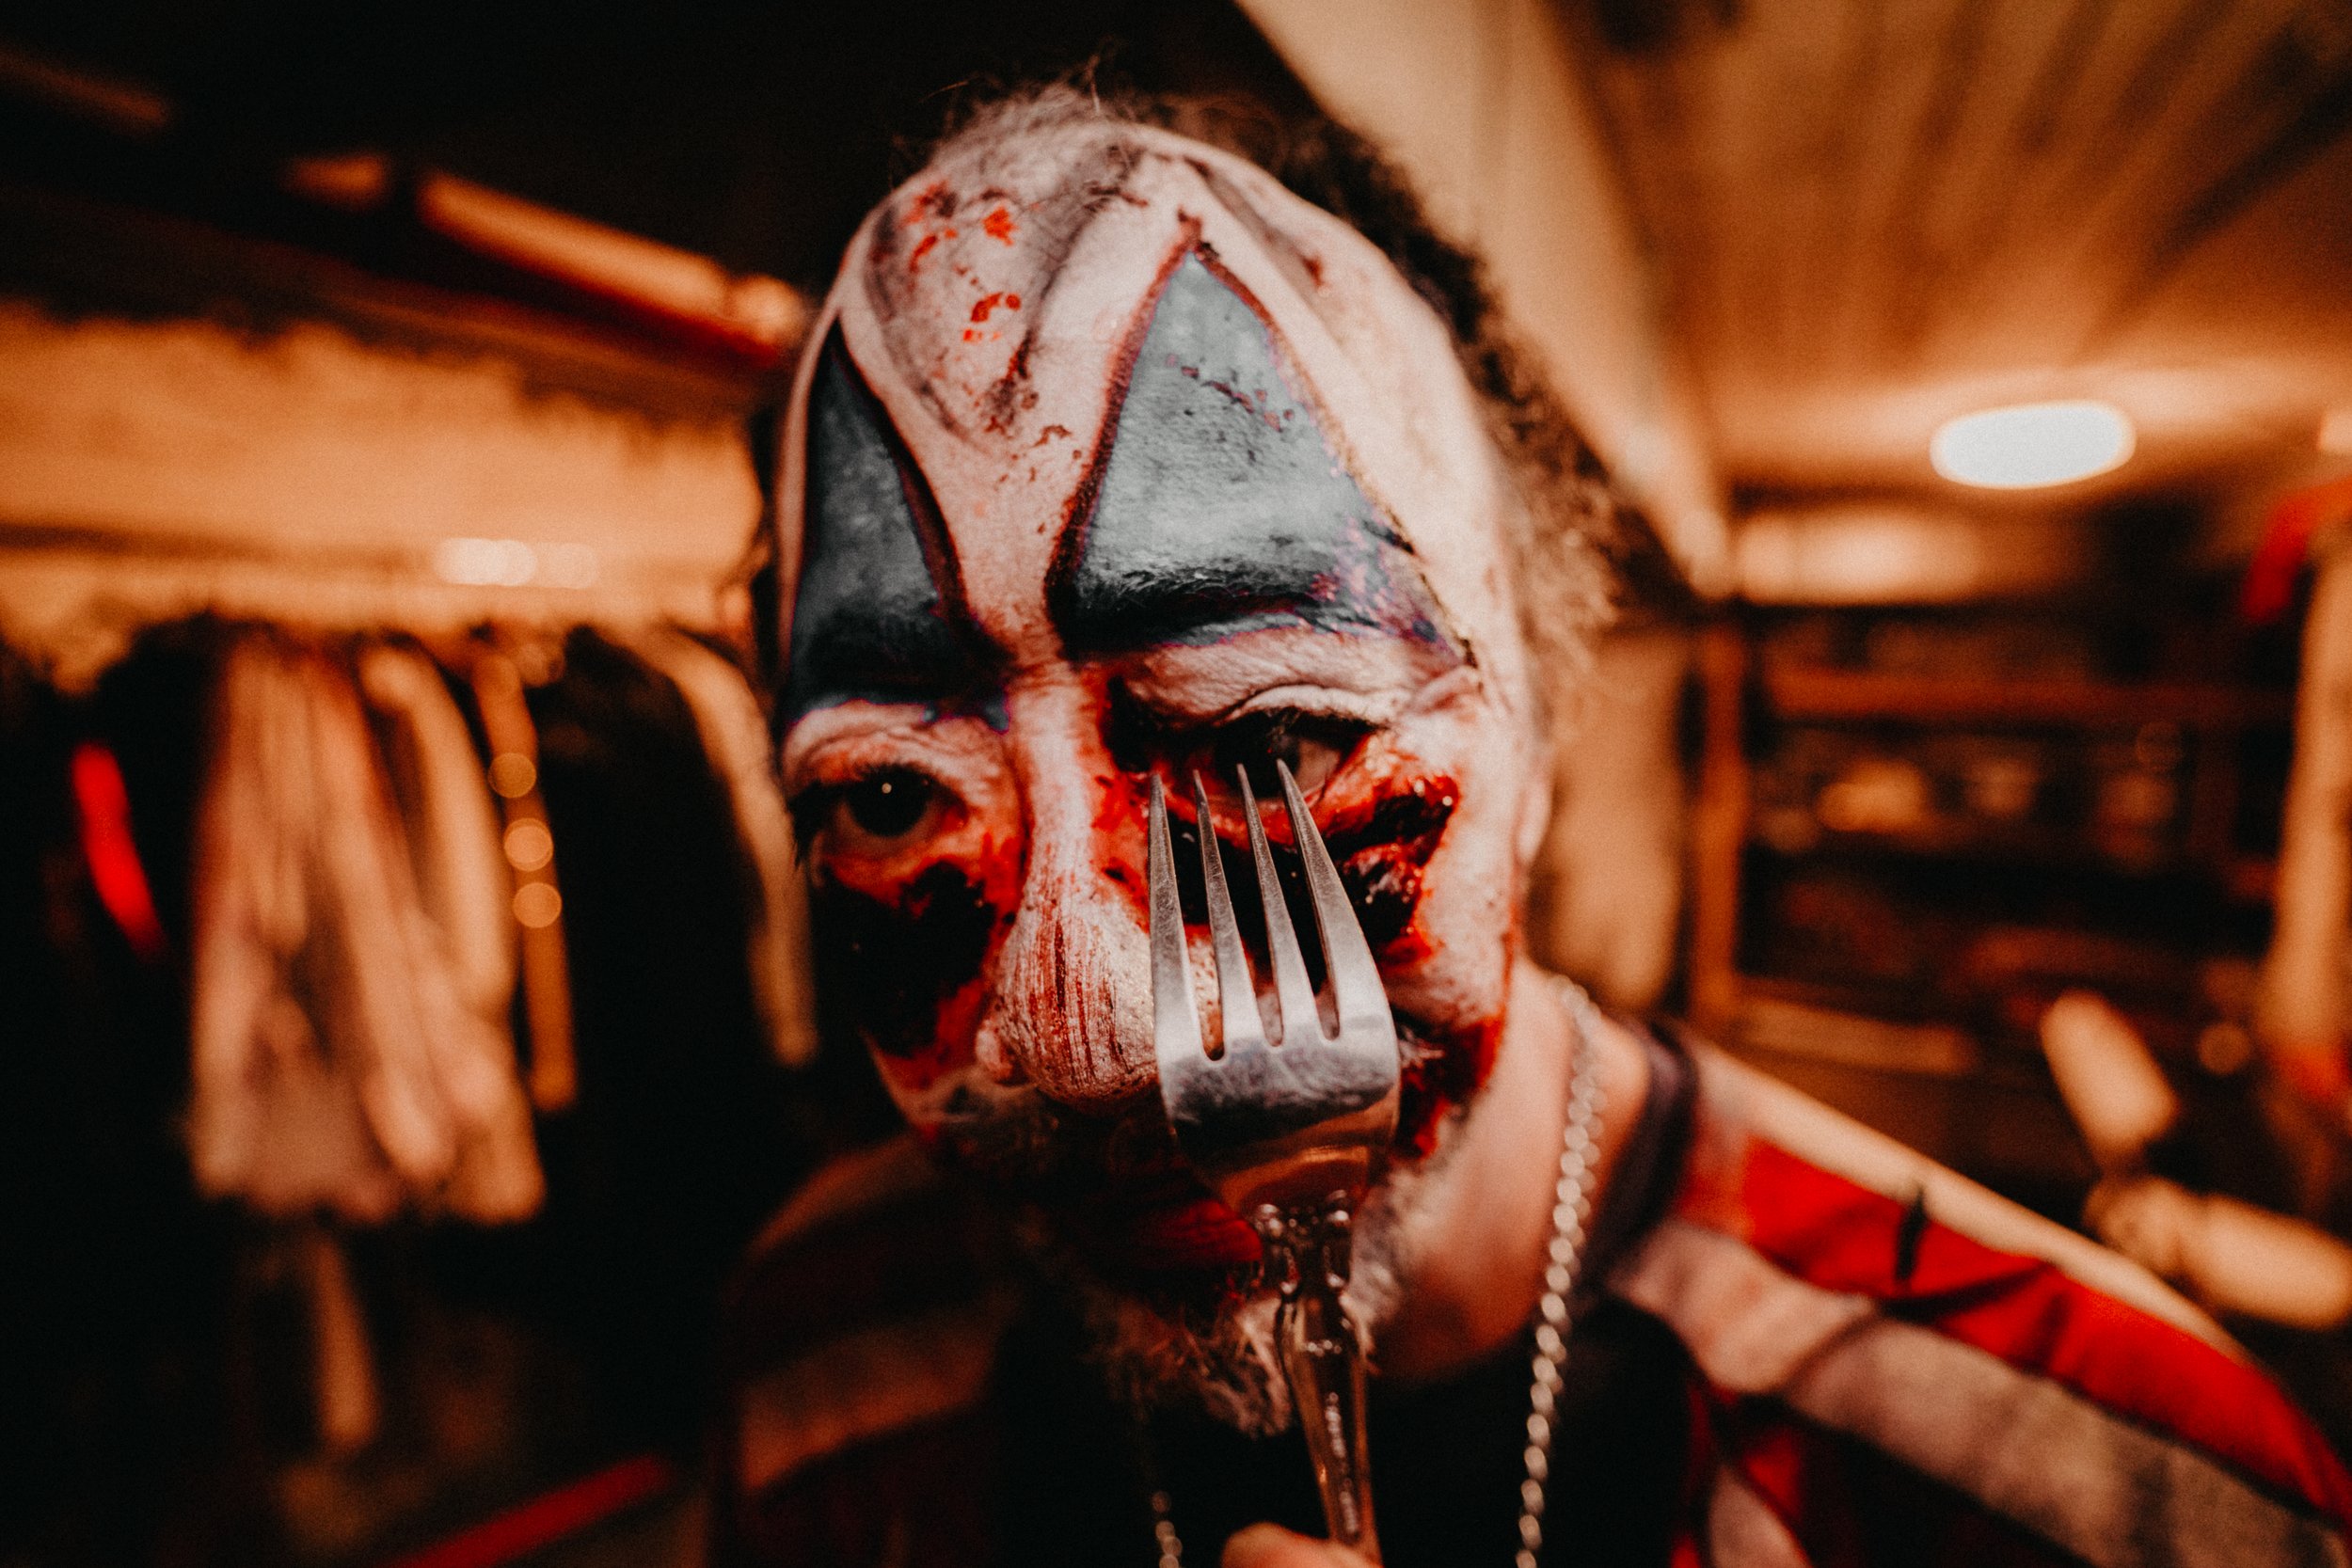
[1514,726,1557,879]
[1510,632,1572,880]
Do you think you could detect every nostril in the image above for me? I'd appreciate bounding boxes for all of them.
[989,895,1159,1110]
[974,1017,1027,1085]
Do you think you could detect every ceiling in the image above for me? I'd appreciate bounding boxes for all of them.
[0,0,1311,293]
[14,0,2352,569]
[1565,0,2352,518]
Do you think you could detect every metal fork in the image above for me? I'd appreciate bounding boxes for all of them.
[1148,763,1400,1561]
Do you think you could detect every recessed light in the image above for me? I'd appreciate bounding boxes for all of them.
[1931,400,2135,489]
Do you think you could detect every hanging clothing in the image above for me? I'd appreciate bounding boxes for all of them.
[187,632,541,1222]
[614,625,818,1069]
[359,643,518,1044]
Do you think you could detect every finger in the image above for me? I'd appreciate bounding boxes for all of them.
[1221,1522,1374,1568]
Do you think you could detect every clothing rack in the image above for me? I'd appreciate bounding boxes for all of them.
[0,90,841,1561]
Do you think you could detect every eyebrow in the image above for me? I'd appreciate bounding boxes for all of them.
[1058,555,1373,649]
[1046,248,1458,660]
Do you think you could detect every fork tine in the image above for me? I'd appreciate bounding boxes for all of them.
[1236,766,1326,1047]
[1147,777,1207,1067]
[1276,760,1392,1038]
[1191,772,1270,1058]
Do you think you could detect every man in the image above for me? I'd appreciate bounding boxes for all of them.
[718,91,2352,1567]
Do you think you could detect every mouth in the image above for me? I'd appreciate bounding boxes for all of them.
[1056,1172,1265,1278]
[937,1094,1272,1284]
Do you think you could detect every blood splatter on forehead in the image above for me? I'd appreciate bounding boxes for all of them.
[790,235,1470,719]
[858,119,1140,439]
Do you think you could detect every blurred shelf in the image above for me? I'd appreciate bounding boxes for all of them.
[2223,855,2279,901]
[1688,619,2287,1069]
[1751,816,2131,863]
[1741,821,2261,889]
[1760,666,2291,729]
[1724,982,2098,1216]
[1734,988,1981,1078]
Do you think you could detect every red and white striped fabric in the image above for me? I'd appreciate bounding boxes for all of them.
[1614,1047,2352,1568]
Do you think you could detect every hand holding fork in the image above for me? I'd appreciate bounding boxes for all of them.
[1148,765,1401,1562]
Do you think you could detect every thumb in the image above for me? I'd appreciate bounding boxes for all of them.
[1221,1523,1375,1568]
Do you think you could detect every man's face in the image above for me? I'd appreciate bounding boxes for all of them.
[776,125,1544,1312]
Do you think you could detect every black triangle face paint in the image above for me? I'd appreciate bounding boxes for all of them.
[1048,250,1461,658]
[787,330,987,721]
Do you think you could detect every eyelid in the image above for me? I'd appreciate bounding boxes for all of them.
[789,757,946,808]
[1121,685,1396,741]
[1117,626,1455,723]
[1214,685,1400,729]
[779,707,1000,798]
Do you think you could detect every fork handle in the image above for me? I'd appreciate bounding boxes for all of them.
[1279,1260,1382,1561]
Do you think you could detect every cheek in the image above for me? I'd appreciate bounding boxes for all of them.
[1318,741,1516,1157]
[809,829,1023,1105]
[1320,739,1462,966]
[1393,1016,1502,1159]
[1327,774,1459,958]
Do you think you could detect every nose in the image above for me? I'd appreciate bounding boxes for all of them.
[977,680,1158,1114]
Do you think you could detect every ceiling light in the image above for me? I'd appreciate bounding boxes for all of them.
[1931,400,2135,489]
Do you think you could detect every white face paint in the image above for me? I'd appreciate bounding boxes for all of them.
[774,113,1557,1361]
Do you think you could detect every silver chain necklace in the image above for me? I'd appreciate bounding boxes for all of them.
[1147,979,1605,1568]
[1517,978,1605,1568]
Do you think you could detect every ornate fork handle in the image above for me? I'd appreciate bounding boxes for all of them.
[1258,1200,1380,1562]
[1146,769,1398,1563]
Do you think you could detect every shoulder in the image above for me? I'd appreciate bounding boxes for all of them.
[714,1135,1023,1568]
[1612,1039,2352,1568]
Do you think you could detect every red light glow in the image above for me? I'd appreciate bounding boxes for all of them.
[70,740,168,962]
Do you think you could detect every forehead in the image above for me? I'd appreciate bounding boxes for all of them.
[775,126,1519,718]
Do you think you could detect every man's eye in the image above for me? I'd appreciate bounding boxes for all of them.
[825,769,946,850]
[1165,709,1368,807]
[1103,687,1373,803]
[1210,713,1359,798]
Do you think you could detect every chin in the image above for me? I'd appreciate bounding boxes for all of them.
[1016,1141,1435,1440]
[924,1082,1265,1287]
[1036,1219,1296,1437]
[1058,1180,1266,1281]
[900,1016,1483,1426]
